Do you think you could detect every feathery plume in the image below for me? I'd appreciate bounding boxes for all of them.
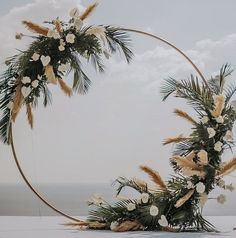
[163,135,190,145]
[217,158,236,177]
[181,167,206,178]
[140,165,166,189]
[175,190,194,208]
[26,103,33,128]
[45,65,57,84]
[132,177,147,188]
[174,109,197,124]
[22,20,49,36]
[80,2,98,21]
[112,220,143,232]
[54,18,63,33]
[211,94,225,118]
[11,85,24,122]
[58,78,73,97]
[172,155,199,170]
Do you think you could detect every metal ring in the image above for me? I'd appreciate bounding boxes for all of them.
[10,28,207,222]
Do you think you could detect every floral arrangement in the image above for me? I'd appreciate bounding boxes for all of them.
[0,3,133,143]
[67,65,236,232]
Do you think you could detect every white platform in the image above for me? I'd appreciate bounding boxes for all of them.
[0,216,235,238]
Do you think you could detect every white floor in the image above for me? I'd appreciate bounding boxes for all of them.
[0,216,235,238]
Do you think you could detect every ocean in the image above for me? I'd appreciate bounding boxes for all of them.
[0,183,235,216]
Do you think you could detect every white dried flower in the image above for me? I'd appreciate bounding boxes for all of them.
[150,205,159,216]
[215,116,224,124]
[69,7,80,19]
[47,29,60,39]
[196,182,205,194]
[32,53,40,61]
[21,76,31,84]
[40,55,51,67]
[37,75,42,80]
[186,181,194,189]
[58,45,65,51]
[158,215,168,227]
[31,80,39,88]
[207,127,216,138]
[127,203,136,211]
[217,194,226,204]
[60,39,66,46]
[214,141,223,152]
[197,150,208,165]
[21,86,32,98]
[226,184,235,192]
[15,32,23,40]
[218,179,225,188]
[223,130,233,142]
[140,193,149,204]
[110,221,119,231]
[200,116,209,124]
[66,33,76,43]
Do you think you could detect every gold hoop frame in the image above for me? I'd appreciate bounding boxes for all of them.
[9,28,207,222]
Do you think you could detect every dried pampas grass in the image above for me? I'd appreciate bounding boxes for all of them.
[45,65,57,84]
[174,109,197,124]
[26,103,33,128]
[211,94,225,118]
[11,85,24,122]
[140,165,166,189]
[54,18,63,33]
[163,135,190,145]
[172,155,198,170]
[58,78,73,97]
[217,158,236,177]
[22,20,49,36]
[175,190,194,208]
[80,3,98,21]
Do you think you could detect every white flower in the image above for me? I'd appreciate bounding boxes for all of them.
[186,181,194,189]
[15,32,23,40]
[110,221,119,231]
[158,215,168,227]
[58,45,65,51]
[21,76,31,84]
[37,75,42,80]
[226,184,235,192]
[214,141,223,152]
[60,39,66,46]
[40,55,51,66]
[140,193,149,204]
[69,7,80,19]
[21,86,32,98]
[218,179,225,188]
[217,194,226,204]
[66,33,76,43]
[223,130,233,142]
[31,53,40,61]
[47,29,60,39]
[149,205,159,216]
[196,182,205,194]
[200,116,209,124]
[207,127,216,138]
[7,101,14,110]
[58,63,70,72]
[127,203,136,211]
[31,80,39,88]
[215,116,224,124]
[197,150,208,165]
[74,18,83,31]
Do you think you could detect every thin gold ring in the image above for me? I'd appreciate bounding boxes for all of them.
[10,28,207,222]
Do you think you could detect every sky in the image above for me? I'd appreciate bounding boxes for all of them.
[0,0,236,190]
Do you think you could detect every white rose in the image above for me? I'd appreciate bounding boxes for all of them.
[21,76,31,84]
[127,203,136,211]
[32,53,40,61]
[223,130,233,142]
[197,150,208,165]
[217,194,226,204]
[110,221,119,231]
[149,205,159,216]
[47,29,60,39]
[66,33,76,43]
[196,182,205,194]
[200,116,209,124]
[140,193,149,204]
[215,116,224,124]
[69,7,80,19]
[207,127,216,138]
[214,141,223,152]
[31,80,39,88]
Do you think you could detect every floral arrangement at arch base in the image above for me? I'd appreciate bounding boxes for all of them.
[0,2,236,234]
[67,64,236,232]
